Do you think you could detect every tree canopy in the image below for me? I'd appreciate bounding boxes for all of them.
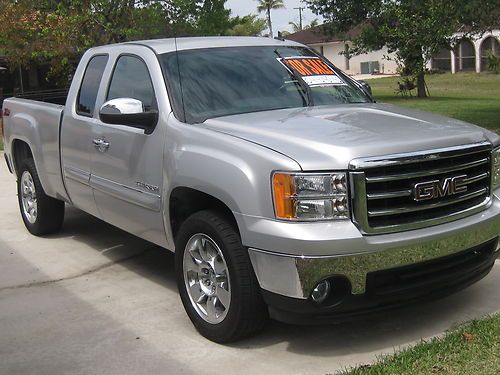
[227,15,267,37]
[0,0,266,86]
[289,18,319,32]
[305,0,500,97]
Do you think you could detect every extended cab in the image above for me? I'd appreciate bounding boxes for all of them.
[2,37,500,342]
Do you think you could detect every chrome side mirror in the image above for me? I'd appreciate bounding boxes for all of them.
[99,98,158,134]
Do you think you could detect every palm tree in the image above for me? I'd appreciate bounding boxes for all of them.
[308,18,320,29]
[289,18,320,32]
[256,0,285,38]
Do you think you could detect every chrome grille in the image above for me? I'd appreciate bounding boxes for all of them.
[350,143,493,234]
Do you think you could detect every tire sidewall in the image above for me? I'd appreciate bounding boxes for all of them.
[16,158,64,236]
[175,212,250,341]
[17,160,42,233]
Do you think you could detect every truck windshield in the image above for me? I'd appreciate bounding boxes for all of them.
[159,46,370,123]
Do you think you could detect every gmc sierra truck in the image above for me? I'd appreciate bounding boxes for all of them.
[2,37,500,343]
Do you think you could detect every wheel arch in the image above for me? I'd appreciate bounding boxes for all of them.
[11,138,34,177]
[168,186,240,244]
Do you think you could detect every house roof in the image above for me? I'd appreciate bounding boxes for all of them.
[285,24,365,45]
[286,24,500,45]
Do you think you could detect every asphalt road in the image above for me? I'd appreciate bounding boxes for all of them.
[0,157,499,375]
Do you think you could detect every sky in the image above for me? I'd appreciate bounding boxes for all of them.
[225,0,323,33]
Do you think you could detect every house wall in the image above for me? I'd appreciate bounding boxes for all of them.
[310,42,399,75]
[310,42,345,68]
[427,30,500,73]
[309,29,500,75]
[347,45,399,74]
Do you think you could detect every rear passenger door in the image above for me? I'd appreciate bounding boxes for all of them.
[89,46,168,247]
[61,54,109,217]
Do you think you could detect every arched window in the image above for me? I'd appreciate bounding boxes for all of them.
[480,36,500,71]
[455,39,476,71]
[431,47,452,71]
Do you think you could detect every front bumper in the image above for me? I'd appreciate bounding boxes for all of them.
[262,239,498,324]
[243,195,500,305]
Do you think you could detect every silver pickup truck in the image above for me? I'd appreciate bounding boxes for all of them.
[2,37,500,342]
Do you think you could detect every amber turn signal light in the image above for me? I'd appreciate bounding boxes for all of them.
[272,173,295,219]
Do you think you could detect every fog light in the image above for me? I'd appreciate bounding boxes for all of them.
[311,280,331,304]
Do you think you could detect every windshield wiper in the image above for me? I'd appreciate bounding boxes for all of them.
[274,49,314,107]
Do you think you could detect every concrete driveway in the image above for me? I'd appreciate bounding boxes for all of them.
[0,157,499,375]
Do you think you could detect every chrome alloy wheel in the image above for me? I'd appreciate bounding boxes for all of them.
[183,233,231,324]
[21,171,37,224]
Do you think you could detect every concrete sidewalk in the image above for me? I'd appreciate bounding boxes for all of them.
[0,157,498,375]
[351,73,398,80]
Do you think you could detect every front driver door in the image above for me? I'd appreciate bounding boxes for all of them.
[89,49,167,247]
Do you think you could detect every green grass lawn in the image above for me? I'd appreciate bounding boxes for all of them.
[369,72,500,134]
[339,314,500,375]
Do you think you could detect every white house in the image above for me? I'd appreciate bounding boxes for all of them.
[430,29,500,73]
[285,26,500,75]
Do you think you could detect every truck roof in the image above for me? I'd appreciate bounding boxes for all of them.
[90,36,305,55]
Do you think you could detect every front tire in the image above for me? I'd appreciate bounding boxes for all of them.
[175,210,268,343]
[17,158,65,235]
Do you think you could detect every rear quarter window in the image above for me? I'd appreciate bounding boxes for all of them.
[76,55,109,117]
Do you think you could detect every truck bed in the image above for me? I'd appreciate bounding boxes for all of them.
[15,89,68,105]
[1,89,68,108]
[2,97,69,202]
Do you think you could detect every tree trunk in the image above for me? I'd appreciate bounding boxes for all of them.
[267,8,273,38]
[18,65,24,94]
[416,71,427,98]
[28,62,40,91]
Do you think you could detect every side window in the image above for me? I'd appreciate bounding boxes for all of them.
[107,55,156,111]
[76,55,108,117]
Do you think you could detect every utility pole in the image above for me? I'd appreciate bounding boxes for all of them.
[294,6,305,30]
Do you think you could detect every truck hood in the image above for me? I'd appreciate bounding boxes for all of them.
[203,103,499,170]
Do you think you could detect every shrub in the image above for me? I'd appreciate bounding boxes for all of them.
[487,52,500,74]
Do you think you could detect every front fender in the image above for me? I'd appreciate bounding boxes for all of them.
[163,118,300,250]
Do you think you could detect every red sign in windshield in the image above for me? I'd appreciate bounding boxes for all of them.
[280,57,346,86]
[282,57,335,76]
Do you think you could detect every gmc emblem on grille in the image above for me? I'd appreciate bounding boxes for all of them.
[413,174,468,201]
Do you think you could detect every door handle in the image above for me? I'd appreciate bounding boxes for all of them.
[93,138,110,152]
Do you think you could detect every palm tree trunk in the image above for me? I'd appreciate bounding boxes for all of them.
[267,8,273,38]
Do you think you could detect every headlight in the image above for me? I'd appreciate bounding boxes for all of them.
[493,147,500,190]
[272,172,349,221]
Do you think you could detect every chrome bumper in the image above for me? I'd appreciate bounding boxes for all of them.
[248,198,500,299]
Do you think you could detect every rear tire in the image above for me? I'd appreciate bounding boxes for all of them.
[175,210,268,343]
[17,158,65,235]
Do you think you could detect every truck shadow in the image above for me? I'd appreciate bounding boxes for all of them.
[45,206,177,292]
[45,206,500,357]
[239,276,499,356]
